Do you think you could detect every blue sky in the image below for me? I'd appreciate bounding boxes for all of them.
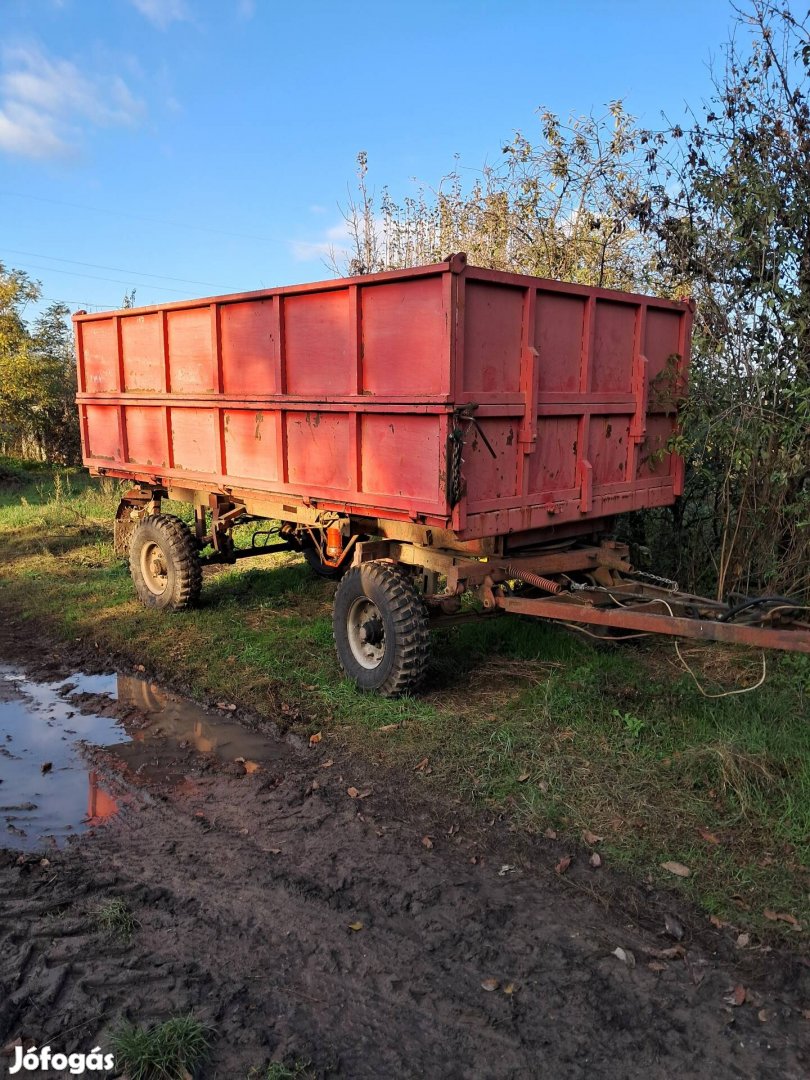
[1,0,738,317]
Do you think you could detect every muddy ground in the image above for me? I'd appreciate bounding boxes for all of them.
[0,615,807,1079]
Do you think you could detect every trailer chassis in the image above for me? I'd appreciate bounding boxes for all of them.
[114,488,810,695]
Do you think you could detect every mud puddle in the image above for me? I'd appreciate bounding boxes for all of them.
[0,665,289,851]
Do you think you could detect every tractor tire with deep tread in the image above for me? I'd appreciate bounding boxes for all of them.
[333,561,430,696]
[129,514,202,612]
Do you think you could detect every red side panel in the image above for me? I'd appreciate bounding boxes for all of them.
[221,300,278,395]
[457,272,691,538]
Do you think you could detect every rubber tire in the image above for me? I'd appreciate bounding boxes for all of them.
[129,514,202,612]
[333,561,430,696]
[303,544,347,581]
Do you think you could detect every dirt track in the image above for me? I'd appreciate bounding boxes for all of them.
[0,623,808,1079]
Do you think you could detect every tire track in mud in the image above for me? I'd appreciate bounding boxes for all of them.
[0,643,807,1079]
[3,752,806,1080]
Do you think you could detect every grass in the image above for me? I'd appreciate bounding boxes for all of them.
[1,460,808,938]
[95,897,139,941]
[109,1014,210,1080]
[248,1064,313,1080]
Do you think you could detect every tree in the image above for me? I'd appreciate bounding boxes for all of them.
[335,103,669,293]
[0,262,80,463]
[644,0,810,597]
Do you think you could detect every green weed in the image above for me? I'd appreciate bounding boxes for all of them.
[109,1014,210,1080]
[249,1063,313,1080]
[95,897,139,941]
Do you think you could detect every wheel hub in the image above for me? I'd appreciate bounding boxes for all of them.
[140,541,169,596]
[358,616,384,646]
[347,598,386,669]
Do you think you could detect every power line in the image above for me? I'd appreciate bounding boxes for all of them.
[40,296,108,311]
[0,189,288,246]
[8,260,199,295]
[2,246,237,290]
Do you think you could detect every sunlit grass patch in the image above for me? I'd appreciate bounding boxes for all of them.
[0,463,808,935]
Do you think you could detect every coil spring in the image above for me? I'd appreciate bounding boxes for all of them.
[506,565,563,595]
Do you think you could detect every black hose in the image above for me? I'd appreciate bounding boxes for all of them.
[718,595,804,623]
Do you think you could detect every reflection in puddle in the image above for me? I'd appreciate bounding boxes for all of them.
[0,664,288,852]
[116,675,280,773]
[0,666,125,851]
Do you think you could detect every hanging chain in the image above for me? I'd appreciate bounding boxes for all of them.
[624,569,680,592]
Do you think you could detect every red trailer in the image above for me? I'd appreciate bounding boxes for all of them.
[74,255,810,694]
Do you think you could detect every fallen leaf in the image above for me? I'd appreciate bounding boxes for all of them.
[698,828,720,845]
[498,864,517,876]
[661,861,691,878]
[267,847,281,855]
[709,915,728,930]
[724,985,747,1007]
[480,978,500,992]
[234,756,246,764]
[736,932,750,948]
[320,758,334,769]
[589,852,602,868]
[665,913,685,940]
[555,855,572,875]
[347,787,360,798]
[216,702,237,711]
[543,827,557,840]
[758,1009,769,1023]
[645,945,686,960]
[647,961,667,973]
[421,835,434,849]
[502,983,516,995]
[348,921,364,932]
[763,909,801,927]
[377,723,400,733]
[612,946,636,967]
[41,762,52,774]
[517,772,531,783]
[688,958,708,987]
[309,732,322,747]
[413,757,429,772]
[582,829,603,845]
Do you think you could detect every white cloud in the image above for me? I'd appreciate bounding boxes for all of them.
[0,101,66,157]
[130,0,189,27]
[291,216,389,267]
[290,220,354,264]
[0,44,144,158]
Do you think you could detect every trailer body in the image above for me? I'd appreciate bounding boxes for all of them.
[74,255,692,546]
[73,257,810,694]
